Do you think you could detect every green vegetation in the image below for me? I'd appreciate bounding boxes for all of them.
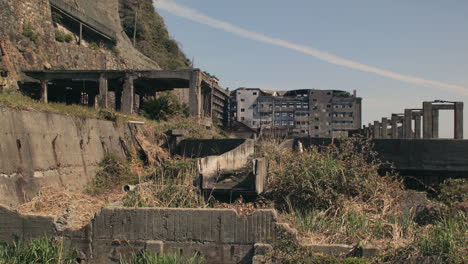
[88,154,138,195]
[54,30,73,43]
[0,237,77,264]
[22,22,39,44]
[119,0,190,69]
[89,42,100,50]
[122,159,207,208]
[141,92,189,121]
[123,251,204,264]
[437,178,467,204]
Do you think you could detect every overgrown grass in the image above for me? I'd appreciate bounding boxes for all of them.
[88,155,138,195]
[141,92,189,121]
[22,22,39,44]
[0,237,77,264]
[54,30,73,43]
[122,158,208,208]
[437,178,467,204]
[122,251,204,264]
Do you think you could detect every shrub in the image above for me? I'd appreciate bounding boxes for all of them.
[54,30,73,43]
[437,178,467,204]
[22,22,39,44]
[264,138,401,211]
[89,42,100,50]
[122,251,204,264]
[0,237,77,264]
[140,92,189,121]
[88,155,137,194]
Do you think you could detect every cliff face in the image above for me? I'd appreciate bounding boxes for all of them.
[0,0,161,90]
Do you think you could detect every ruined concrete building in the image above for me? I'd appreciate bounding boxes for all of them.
[231,88,362,137]
[24,69,231,127]
[363,100,464,139]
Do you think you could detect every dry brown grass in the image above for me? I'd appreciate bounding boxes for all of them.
[15,186,123,230]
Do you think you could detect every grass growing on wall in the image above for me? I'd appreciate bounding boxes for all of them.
[0,237,77,264]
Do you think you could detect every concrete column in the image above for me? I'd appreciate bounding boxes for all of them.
[121,74,135,115]
[454,102,464,139]
[404,109,412,138]
[423,102,433,138]
[40,79,48,104]
[98,74,108,108]
[414,114,422,139]
[381,118,388,138]
[432,109,439,138]
[79,23,83,45]
[189,70,202,118]
[373,121,380,138]
[391,116,398,138]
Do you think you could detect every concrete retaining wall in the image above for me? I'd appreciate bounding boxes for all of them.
[0,205,281,264]
[0,107,144,207]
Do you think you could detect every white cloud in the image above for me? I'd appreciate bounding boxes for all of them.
[155,0,468,95]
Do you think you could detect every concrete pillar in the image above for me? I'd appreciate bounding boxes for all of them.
[454,102,464,139]
[98,74,108,108]
[381,118,388,138]
[414,114,422,139]
[79,23,83,45]
[432,109,439,138]
[391,116,398,138]
[373,121,380,138]
[423,102,433,138]
[121,74,135,115]
[189,70,202,118]
[40,79,48,103]
[404,109,412,138]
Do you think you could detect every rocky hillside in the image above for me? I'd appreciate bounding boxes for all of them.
[0,0,189,91]
[119,0,190,70]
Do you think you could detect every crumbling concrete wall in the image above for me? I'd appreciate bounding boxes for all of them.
[197,139,255,189]
[0,205,283,264]
[177,138,247,158]
[0,107,146,207]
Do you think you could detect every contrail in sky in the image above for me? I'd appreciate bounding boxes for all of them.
[155,0,468,95]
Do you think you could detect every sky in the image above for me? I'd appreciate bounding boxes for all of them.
[154,0,468,138]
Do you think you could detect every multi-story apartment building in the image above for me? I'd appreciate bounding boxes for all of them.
[230,88,362,137]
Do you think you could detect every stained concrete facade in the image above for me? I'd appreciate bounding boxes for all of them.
[24,69,230,124]
[231,88,362,137]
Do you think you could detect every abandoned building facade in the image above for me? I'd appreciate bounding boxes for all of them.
[231,88,362,137]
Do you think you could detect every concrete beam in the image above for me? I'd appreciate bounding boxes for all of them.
[432,109,439,138]
[455,102,463,139]
[40,80,48,104]
[404,109,412,138]
[121,74,135,115]
[98,74,108,108]
[189,70,202,118]
[391,116,398,138]
[423,102,433,138]
[373,121,380,138]
[414,114,421,139]
[381,118,388,139]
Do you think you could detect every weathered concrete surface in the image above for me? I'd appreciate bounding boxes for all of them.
[198,139,255,189]
[0,205,282,264]
[0,107,145,207]
[178,138,247,158]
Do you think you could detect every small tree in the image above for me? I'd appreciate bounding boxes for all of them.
[140,91,188,121]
